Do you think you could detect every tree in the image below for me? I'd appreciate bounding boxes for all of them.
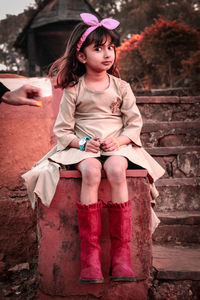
[139,17,199,87]
[0,9,35,74]
[88,0,200,39]
[87,0,119,18]
[116,34,150,88]
[0,0,199,76]
[182,50,200,93]
[117,17,200,90]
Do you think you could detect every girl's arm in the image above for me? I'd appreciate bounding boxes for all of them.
[101,135,131,152]
[53,88,77,151]
[69,138,79,148]
[120,82,143,147]
[69,137,101,153]
[54,88,101,153]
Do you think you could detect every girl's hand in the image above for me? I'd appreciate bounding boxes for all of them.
[101,138,120,152]
[85,137,101,153]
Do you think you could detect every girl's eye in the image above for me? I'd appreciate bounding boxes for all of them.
[108,46,114,50]
[95,47,102,52]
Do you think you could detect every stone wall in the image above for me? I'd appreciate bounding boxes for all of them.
[137,96,200,213]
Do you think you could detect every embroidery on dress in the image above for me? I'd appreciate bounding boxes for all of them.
[110,97,122,113]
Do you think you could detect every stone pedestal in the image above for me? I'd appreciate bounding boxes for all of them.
[38,170,152,300]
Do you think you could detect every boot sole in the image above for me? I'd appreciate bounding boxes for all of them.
[110,276,137,282]
[79,278,104,284]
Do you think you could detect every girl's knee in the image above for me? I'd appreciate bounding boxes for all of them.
[81,164,101,186]
[105,164,126,184]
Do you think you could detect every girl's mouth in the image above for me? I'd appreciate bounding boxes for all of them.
[102,61,112,65]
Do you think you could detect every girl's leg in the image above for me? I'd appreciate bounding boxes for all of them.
[76,158,102,205]
[76,158,104,283]
[104,156,135,282]
[103,156,128,203]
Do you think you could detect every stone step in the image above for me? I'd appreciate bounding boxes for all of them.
[157,211,200,224]
[136,96,200,122]
[154,178,200,212]
[147,146,200,179]
[141,122,200,147]
[136,96,200,103]
[146,145,200,156]
[156,177,200,186]
[143,121,200,133]
[153,211,200,245]
[146,146,200,212]
[152,244,200,281]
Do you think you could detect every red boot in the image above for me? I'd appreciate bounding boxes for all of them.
[108,200,136,282]
[77,201,104,283]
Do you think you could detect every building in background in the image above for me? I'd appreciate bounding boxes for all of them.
[14,0,100,76]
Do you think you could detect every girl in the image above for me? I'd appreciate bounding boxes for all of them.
[23,13,165,284]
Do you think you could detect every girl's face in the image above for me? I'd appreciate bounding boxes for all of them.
[77,35,115,74]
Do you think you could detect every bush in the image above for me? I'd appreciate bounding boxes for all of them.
[117,17,200,90]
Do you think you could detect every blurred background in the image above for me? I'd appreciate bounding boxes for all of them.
[0,0,199,92]
[0,1,200,299]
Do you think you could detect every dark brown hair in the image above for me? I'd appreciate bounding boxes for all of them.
[49,22,120,89]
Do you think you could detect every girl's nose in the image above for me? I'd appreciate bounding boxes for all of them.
[104,49,110,58]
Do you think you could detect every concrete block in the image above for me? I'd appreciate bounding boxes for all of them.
[37,170,152,299]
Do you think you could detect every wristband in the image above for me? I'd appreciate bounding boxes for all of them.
[79,136,91,151]
[112,137,120,148]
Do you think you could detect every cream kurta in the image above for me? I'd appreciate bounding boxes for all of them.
[22,74,165,230]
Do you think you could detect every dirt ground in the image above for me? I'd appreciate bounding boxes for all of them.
[0,261,38,300]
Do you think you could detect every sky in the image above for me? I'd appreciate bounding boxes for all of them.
[0,0,36,20]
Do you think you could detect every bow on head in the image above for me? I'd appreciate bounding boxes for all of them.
[77,13,120,51]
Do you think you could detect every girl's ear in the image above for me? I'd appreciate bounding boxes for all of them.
[76,51,87,64]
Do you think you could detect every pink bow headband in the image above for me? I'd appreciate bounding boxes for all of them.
[77,13,120,52]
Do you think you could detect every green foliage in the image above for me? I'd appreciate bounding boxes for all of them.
[139,17,199,87]
[116,35,150,88]
[0,9,35,74]
[0,0,199,80]
[88,0,200,39]
[182,50,200,93]
[88,0,119,18]
[117,17,200,90]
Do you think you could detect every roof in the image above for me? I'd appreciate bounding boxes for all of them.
[30,0,99,29]
[14,0,100,49]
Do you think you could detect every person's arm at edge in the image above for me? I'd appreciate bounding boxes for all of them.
[0,82,10,103]
[0,82,42,106]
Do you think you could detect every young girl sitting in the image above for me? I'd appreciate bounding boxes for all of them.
[23,13,165,284]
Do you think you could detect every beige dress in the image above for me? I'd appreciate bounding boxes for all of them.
[22,74,165,230]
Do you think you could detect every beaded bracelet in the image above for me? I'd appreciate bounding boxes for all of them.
[112,137,120,148]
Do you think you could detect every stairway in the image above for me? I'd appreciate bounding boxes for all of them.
[136,95,200,299]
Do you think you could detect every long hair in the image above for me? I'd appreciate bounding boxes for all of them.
[49,22,120,89]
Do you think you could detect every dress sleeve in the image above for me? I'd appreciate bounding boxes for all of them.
[120,82,143,147]
[53,88,77,151]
